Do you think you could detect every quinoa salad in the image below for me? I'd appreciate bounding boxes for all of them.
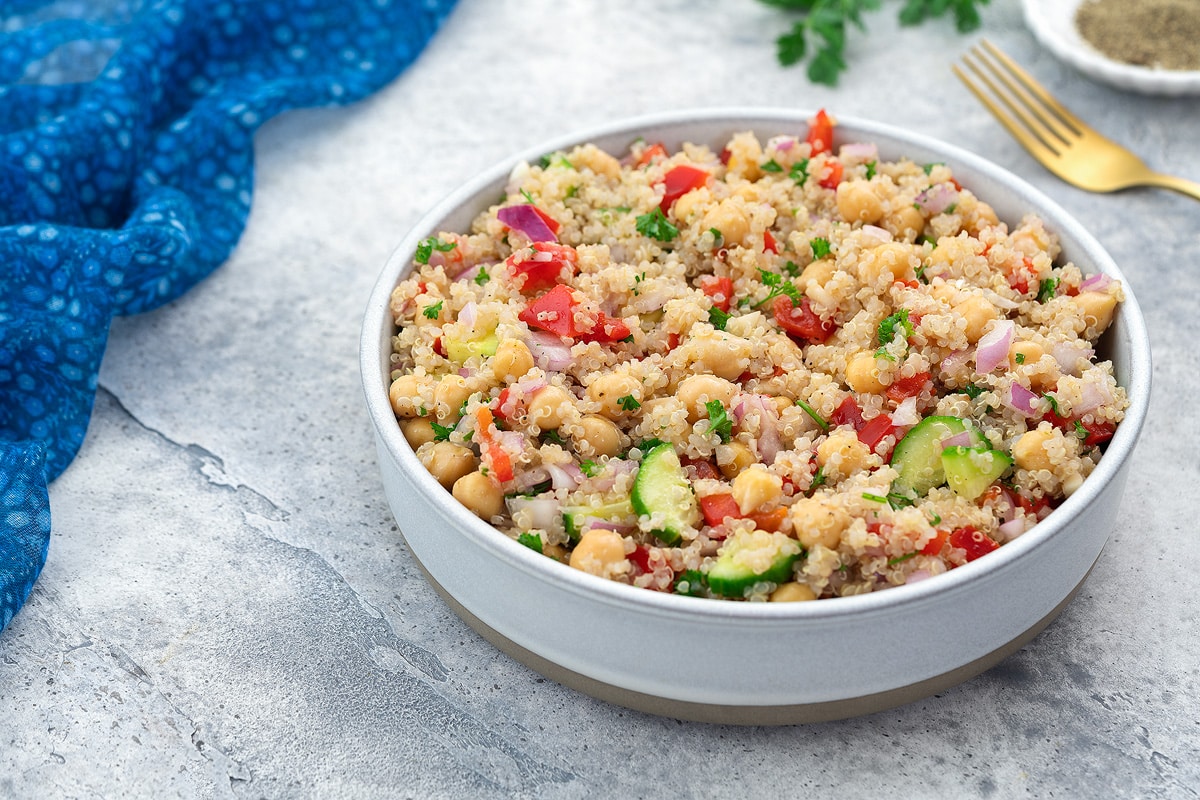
[385,110,1127,602]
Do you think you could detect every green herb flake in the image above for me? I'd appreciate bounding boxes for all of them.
[876,309,913,347]
[795,398,830,432]
[810,236,832,260]
[752,268,803,309]
[1074,420,1088,440]
[541,428,566,446]
[430,421,455,441]
[635,207,680,243]
[962,384,985,400]
[923,161,944,175]
[928,511,942,526]
[422,300,443,320]
[517,532,544,554]
[618,394,641,411]
[705,400,733,443]
[566,185,579,198]
[790,158,810,186]
[474,265,490,286]
[783,260,801,278]
[1037,277,1060,303]
[1042,393,1061,414]
[888,552,918,566]
[865,159,877,179]
[708,306,732,331]
[807,466,827,496]
[886,490,917,511]
[761,159,784,173]
[415,236,456,265]
[520,189,536,204]
[580,459,601,478]
[674,569,707,597]
[862,492,889,504]
[1015,353,1026,364]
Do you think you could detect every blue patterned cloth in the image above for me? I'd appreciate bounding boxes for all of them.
[0,0,456,632]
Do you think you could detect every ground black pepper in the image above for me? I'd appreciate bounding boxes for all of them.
[1075,0,1200,71]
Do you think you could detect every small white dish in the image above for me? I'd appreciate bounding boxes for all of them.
[1022,0,1200,96]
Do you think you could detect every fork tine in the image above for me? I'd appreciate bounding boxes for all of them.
[969,44,1077,148]
[952,61,1062,163]
[979,40,1088,137]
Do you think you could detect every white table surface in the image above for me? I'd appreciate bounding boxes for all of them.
[4,1,1198,797]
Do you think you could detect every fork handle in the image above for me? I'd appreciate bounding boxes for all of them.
[1146,173,1200,201]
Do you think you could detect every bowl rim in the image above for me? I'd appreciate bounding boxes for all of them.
[1022,0,1200,96]
[360,106,1152,625]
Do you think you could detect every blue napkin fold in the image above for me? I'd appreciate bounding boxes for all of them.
[0,0,456,632]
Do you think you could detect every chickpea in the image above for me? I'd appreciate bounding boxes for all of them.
[1073,291,1118,334]
[528,384,574,431]
[716,440,756,479]
[452,470,505,520]
[433,374,476,420]
[569,528,628,578]
[800,258,836,290]
[672,187,711,223]
[953,295,999,344]
[491,339,534,381]
[771,396,793,416]
[576,414,622,458]
[573,145,621,179]
[388,374,428,418]
[886,204,925,241]
[860,242,916,285]
[701,198,750,247]
[690,332,750,382]
[929,281,958,306]
[816,429,873,476]
[770,582,818,602]
[419,441,477,489]
[675,374,738,423]
[790,497,849,551]
[587,372,643,419]
[400,417,437,448]
[1009,341,1045,370]
[845,352,887,394]
[1013,428,1056,473]
[731,467,783,515]
[836,181,884,224]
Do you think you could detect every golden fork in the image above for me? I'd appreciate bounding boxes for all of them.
[954,40,1200,201]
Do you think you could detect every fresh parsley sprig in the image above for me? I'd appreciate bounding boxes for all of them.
[752,268,803,309]
[760,0,990,86]
[636,207,680,242]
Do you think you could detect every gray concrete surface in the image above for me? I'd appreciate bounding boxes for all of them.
[3,1,1198,797]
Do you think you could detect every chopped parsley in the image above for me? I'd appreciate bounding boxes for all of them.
[422,300,443,319]
[923,162,944,175]
[474,265,490,286]
[862,492,889,504]
[627,438,666,458]
[708,227,724,246]
[795,398,830,432]
[635,207,680,242]
[806,466,827,496]
[928,511,942,526]
[888,552,918,566]
[517,532,544,554]
[430,421,455,441]
[506,480,552,499]
[1042,393,1061,415]
[566,185,579,198]
[865,159,877,179]
[708,306,732,331]
[760,159,784,173]
[783,260,801,278]
[540,428,566,446]
[789,158,810,186]
[1036,277,1060,303]
[674,569,707,597]
[809,236,832,260]
[415,236,456,264]
[962,384,985,400]
[865,491,918,512]
[520,189,536,204]
[1015,352,1026,364]
[618,394,641,411]
[580,459,601,478]
[632,272,646,296]
[705,399,733,443]
[751,268,803,309]
[1073,419,1088,440]
[875,309,913,357]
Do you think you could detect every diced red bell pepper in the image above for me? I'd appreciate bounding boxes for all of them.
[628,545,654,575]
[763,229,779,254]
[745,507,788,533]
[635,142,668,167]
[818,159,844,189]
[699,275,734,312]
[1008,257,1038,295]
[1044,409,1116,448]
[518,283,630,343]
[829,396,865,431]
[506,242,578,293]
[699,493,741,527]
[1016,493,1051,517]
[474,407,513,483]
[659,164,710,213]
[949,525,999,562]
[857,413,897,455]
[772,295,837,343]
[885,371,932,404]
[806,109,835,156]
[921,529,950,556]
[432,337,446,358]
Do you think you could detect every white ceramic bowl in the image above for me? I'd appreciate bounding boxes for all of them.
[360,109,1151,724]
[1023,0,1200,96]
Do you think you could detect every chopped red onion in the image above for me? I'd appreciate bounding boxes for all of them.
[940,430,975,449]
[974,319,1014,374]
[506,496,559,530]
[914,183,958,215]
[892,396,921,427]
[1050,342,1093,376]
[454,263,485,283]
[860,225,893,246]
[512,466,549,492]
[578,518,634,534]
[457,300,478,330]
[742,395,781,464]
[840,142,878,161]
[1007,382,1040,416]
[526,331,573,372]
[457,367,472,378]
[497,204,557,243]
[545,463,580,491]
[1074,382,1111,414]
[998,518,1028,541]
[906,570,933,585]
[1079,273,1112,293]
[768,135,796,152]
[940,348,971,376]
[497,430,526,456]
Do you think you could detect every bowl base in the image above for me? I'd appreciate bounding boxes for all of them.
[411,553,1094,725]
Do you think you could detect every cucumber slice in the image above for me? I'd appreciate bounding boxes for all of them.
[706,529,802,599]
[446,331,499,362]
[891,415,986,494]
[630,443,699,546]
[561,499,634,542]
[941,445,1013,501]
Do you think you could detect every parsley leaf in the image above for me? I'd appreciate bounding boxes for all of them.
[422,300,443,319]
[795,398,830,432]
[415,236,456,265]
[806,466,827,496]
[888,552,918,566]
[474,266,490,286]
[865,159,877,179]
[618,394,641,411]
[876,309,913,347]
[540,428,566,446]
[962,384,985,400]
[430,421,455,441]
[580,459,601,478]
[674,569,707,597]
[752,268,803,309]
[517,532,544,554]
[1042,393,1061,415]
[635,207,680,242]
[761,159,784,173]
[783,260,801,278]
[708,306,732,331]
[790,158,810,185]
[810,237,832,260]
[1036,277,1059,303]
[705,400,733,443]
